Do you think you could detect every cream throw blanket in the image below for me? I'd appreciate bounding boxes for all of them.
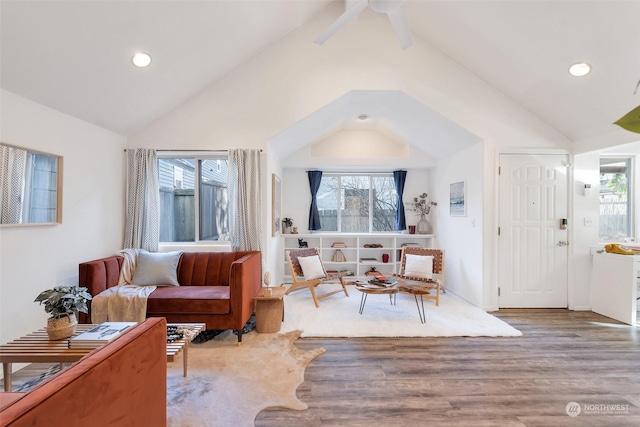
[91,249,156,324]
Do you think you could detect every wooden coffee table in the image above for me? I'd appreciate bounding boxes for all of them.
[354,278,437,323]
[354,282,399,314]
[0,322,205,391]
[166,323,206,378]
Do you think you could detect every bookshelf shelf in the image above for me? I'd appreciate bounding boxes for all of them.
[282,233,434,281]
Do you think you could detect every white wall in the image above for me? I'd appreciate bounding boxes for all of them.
[432,143,484,306]
[0,90,126,345]
[571,151,601,310]
[571,141,640,311]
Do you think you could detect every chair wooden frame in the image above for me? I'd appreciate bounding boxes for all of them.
[285,248,350,307]
[393,247,445,307]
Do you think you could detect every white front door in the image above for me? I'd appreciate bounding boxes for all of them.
[498,154,569,308]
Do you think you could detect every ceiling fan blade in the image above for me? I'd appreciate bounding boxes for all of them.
[315,0,369,45]
[386,1,413,49]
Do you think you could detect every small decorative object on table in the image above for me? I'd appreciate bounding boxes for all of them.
[34,286,93,340]
[263,271,272,295]
[167,325,184,343]
[365,266,382,277]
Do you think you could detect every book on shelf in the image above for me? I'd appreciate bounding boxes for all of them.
[68,322,137,349]
[359,257,378,263]
[331,242,347,248]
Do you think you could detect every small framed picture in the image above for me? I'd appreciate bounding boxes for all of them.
[450,181,466,216]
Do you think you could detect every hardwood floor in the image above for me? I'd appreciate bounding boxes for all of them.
[256,309,640,426]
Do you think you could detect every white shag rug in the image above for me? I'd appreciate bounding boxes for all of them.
[280,283,522,337]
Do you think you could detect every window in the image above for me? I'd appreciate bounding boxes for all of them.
[317,174,397,232]
[158,154,229,242]
[599,156,634,240]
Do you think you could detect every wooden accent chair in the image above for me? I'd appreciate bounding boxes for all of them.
[285,248,350,307]
[393,247,445,308]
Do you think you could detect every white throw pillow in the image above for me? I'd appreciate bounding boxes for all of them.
[131,250,183,286]
[297,255,326,281]
[404,254,434,279]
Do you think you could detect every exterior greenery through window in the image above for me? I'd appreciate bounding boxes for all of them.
[599,156,633,240]
[158,154,229,242]
[317,174,397,232]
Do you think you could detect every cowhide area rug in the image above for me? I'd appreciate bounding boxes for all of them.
[166,329,325,427]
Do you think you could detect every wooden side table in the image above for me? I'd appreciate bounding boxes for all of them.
[254,286,286,333]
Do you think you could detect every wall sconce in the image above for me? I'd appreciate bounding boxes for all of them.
[583,184,592,196]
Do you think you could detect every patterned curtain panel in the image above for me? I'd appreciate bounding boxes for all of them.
[0,145,27,224]
[123,149,159,251]
[228,149,262,252]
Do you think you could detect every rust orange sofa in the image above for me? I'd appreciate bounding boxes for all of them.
[0,317,167,427]
[78,251,262,342]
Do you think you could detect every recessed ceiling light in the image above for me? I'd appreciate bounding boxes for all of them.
[131,52,152,68]
[358,114,369,120]
[568,62,591,77]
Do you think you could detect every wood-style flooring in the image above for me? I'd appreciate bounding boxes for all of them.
[256,309,640,427]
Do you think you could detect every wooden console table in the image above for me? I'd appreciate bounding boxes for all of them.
[0,322,205,391]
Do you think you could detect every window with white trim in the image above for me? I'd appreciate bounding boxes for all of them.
[599,156,634,240]
[317,173,397,232]
[158,154,229,242]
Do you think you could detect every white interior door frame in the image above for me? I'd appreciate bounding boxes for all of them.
[492,149,574,309]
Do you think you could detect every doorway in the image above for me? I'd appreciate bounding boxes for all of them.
[498,153,569,308]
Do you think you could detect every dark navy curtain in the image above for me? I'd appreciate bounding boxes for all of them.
[393,170,407,231]
[308,170,323,231]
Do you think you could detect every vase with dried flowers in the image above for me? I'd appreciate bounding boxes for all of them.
[408,193,437,234]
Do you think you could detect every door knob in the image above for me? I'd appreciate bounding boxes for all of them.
[557,241,568,247]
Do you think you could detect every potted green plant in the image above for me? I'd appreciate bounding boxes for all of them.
[34,286,92,340]
[282,217,293,234]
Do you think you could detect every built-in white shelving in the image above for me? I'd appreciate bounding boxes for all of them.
[283,233,434,281]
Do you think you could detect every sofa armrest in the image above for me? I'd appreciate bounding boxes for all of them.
[78,256,124,323]
[228,251,262,327]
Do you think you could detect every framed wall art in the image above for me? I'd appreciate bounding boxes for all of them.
[272,173,281,236]
[449,181,466,217]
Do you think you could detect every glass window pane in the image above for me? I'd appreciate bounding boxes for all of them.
[318,176,338,231]
[372,176,397,231]
[599,157,632,239]
[199,159,229,241]
[341,176,369,233]
[159,158,195,242]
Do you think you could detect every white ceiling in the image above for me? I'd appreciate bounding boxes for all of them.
[2,0,639,149]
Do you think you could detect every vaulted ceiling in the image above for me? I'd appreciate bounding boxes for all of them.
[2,0,639,151]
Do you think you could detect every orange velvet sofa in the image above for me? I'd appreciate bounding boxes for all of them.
[0,317,167,427]
[78,251,262,342]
